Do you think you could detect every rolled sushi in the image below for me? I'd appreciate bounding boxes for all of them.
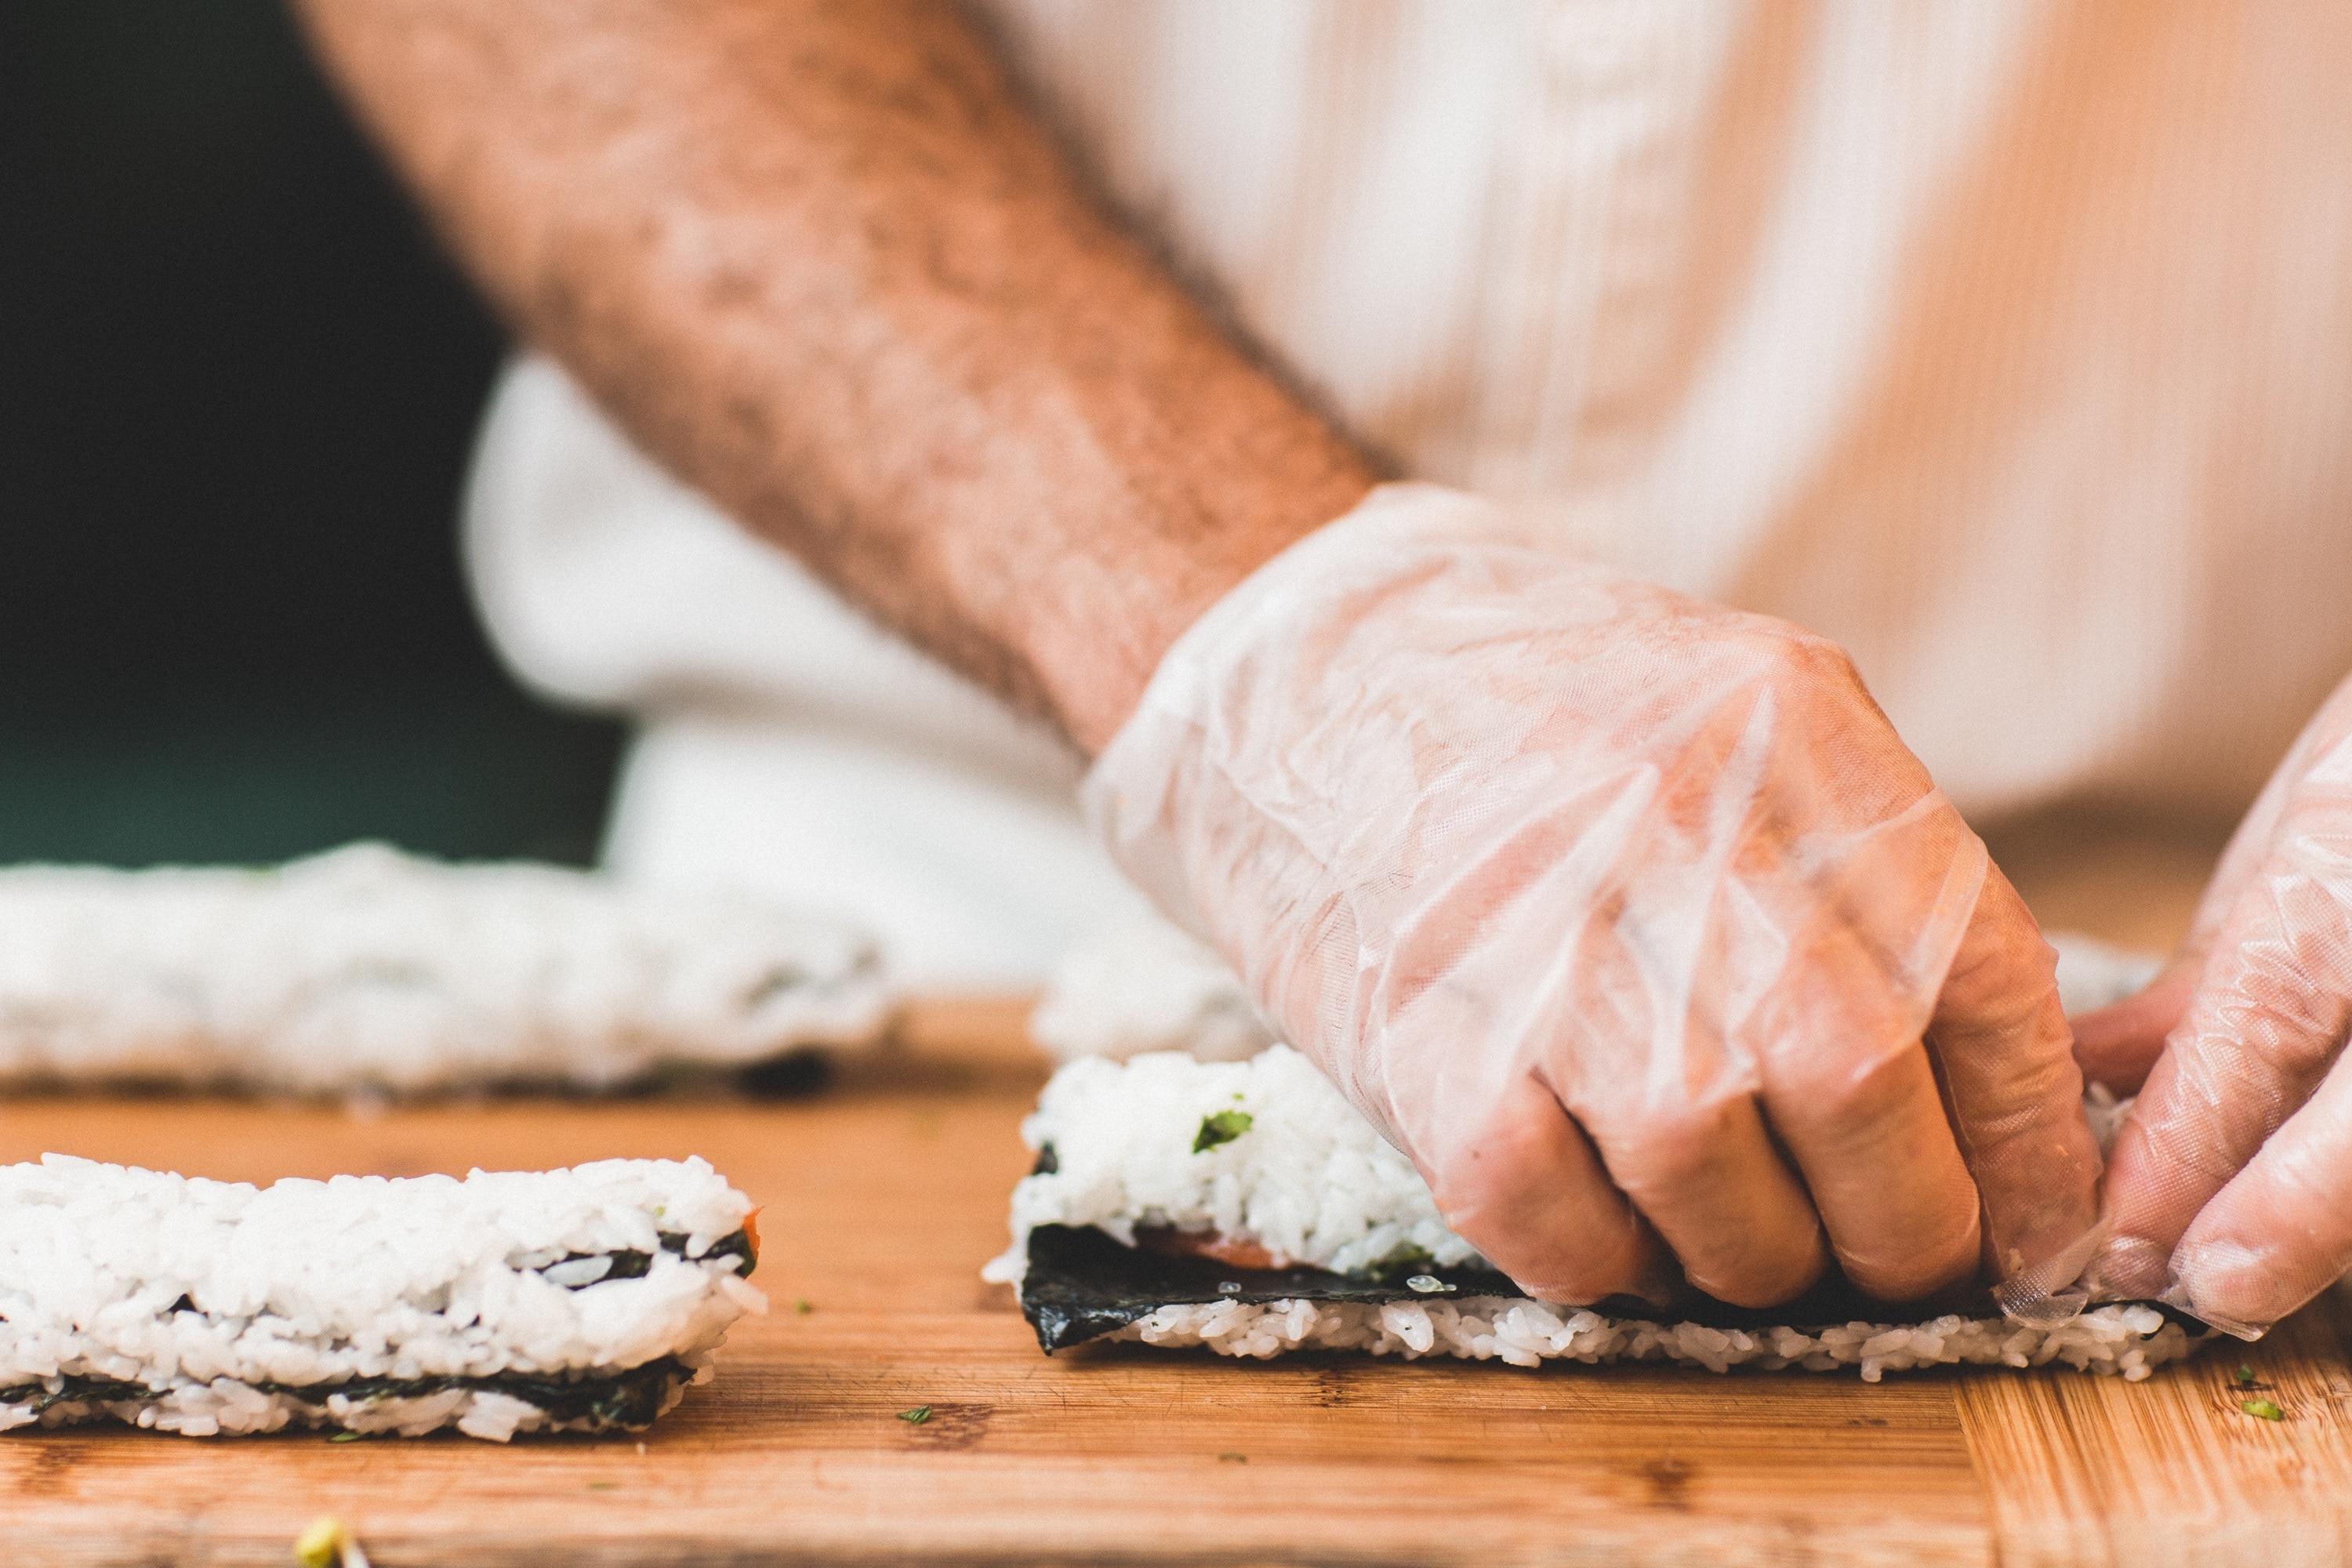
[985,1046,2211,1382]
[0,843,889,1094]
[0,1154,764,1439]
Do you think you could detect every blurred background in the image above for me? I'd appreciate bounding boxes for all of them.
[0,0,622,867]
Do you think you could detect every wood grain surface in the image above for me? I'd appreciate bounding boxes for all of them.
[5,845,2348,1566]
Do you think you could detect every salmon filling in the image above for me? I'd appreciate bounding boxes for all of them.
[1134,1227,1294,1272]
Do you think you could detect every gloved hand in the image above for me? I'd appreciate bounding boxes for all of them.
[1083,483,2100,1312]
[2073,667,2352,1337]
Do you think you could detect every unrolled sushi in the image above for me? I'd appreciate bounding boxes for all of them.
[985,1046,2212,1382]
[0,843,890,1094]
[0,1154,764,1439]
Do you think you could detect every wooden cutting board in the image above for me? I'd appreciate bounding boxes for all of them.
[5,997,2352,1568]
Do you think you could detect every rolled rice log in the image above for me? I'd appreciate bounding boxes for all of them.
[0,843,888,1094]
[0,1154,764,1439]
[985,1047,2214,1382]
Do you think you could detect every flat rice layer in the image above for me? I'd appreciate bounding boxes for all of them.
[1,1357,699,1440]
[0,1154,765,1439]
[1110,1298,2200,1383]
[0,842,890,1093]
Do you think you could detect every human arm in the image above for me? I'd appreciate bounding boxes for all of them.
[289,0,1374,751]
[294,0,2098,1310]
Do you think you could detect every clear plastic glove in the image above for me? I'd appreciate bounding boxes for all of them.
[1083,484,2100,1313]
[2073,666,2352,1337]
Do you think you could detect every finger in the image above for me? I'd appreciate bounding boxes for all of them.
[2070,963,2197,1096]
[1923,869,2103,1313]
[1765,1036,1981,1302]
[1561,1071,1829,1309]
[1428,1072,1672,1306]
[1737,871,1983,1301]
[2090,844,2352,1303]
[2167,1057,2352,1334]
[2068,719,2336,1094]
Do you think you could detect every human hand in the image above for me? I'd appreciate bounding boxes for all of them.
[2073,669,2352,1335]
[1083,484,2100,1312]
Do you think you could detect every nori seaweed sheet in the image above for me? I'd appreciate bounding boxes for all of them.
[1016,1224,2208,1353]
[0,1356,693,1429]
[541,1225,757,1286]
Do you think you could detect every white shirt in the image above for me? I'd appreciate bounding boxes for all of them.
[466,1,2352,986]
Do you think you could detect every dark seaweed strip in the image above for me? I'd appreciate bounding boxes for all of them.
[535,1226,757,1288]
[0,1377,155,1417]
[0,1356,693,1430]
[735,1045,833,1099]
[672,1226,757,1278]
[1015,1225,2210,1354]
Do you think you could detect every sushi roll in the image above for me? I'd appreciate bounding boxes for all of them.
[985,1046,2213,1382]
[0,1153,764,1439]
[0,843,890,1094]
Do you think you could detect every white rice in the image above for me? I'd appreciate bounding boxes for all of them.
[0,1153,764,1439]
[1029,910,1278,1065]
[0,842,890,1093]
[1108,1298,2198,1383]
[991,998,2209,1380]
[990,1046,1473,1279]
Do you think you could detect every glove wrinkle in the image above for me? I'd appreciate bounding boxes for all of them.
[1085,482,2098,1316]
[2084,670,2352,1335]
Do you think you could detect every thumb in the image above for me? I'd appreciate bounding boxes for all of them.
[2072,703,2344,1093]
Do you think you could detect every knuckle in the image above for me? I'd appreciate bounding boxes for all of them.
[1746,624,1863,691]
[1772,1044,1916,1142]
[1587,1097,1748,1197]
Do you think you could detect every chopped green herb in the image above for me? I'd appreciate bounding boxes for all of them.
[1192,1109,1254,1153]
[328,1431,363,1443]
[2234,1363,2258,1386]
[1218,1451,1247,1464]
[898,1405,934,1425]
[587,1482,619,1492]
[2241,1398,2285,1421]
[794,1299,813,1315]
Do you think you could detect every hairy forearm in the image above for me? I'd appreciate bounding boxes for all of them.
[292,0,1377,750]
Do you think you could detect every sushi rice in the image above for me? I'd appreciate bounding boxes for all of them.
[0,1153,764,1439]
[988,1036,2207,1382]
[0,843,890,1094]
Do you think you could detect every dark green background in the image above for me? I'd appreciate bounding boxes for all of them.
[0,0,623,867]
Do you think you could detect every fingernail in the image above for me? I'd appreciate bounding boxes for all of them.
[1993,1219,2107,1323]
[2171,1239,2281,1340]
